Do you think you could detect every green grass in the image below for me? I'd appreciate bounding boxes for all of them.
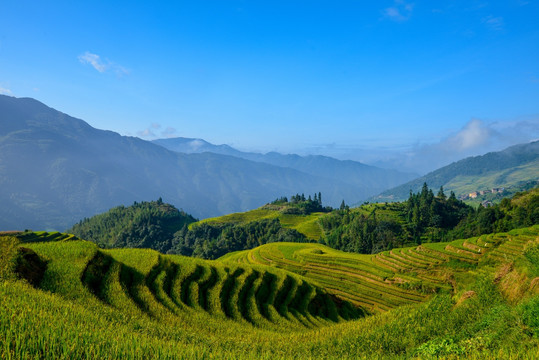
[191,206,326,240]
[1,225,539,359]
[278,212,324,240]
[193,209,280,228]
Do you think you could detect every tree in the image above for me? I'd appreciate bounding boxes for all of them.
[437,186,446,200]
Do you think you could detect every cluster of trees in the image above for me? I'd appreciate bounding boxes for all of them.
[404,184,470,242]
[319,184,473,254]
[319,210,404,254]
[271,192,332,215]
[68,199,197,253]
[169,219,307,259]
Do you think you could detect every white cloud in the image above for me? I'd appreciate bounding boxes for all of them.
[78,51,129,76]
[78,52,107,73]
[442,118,492,151]
[161,127,178,138]
[300,118,539,175]
[0,86,12,95]
[114,65,130,77]
[482,15,504,31]
[376,118,539,174]
[137,128,156,138]
[383,1,414,22]
[138,124,178,139]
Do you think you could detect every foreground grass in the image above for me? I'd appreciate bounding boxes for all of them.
[1,228,538,359]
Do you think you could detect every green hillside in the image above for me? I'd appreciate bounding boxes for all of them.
[169,197,328,258]
[197,206,325,241]
[374,141,539,203]
[1,226,538,359]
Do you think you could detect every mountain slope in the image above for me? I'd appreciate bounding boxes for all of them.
[153,137,417,199]
[373,141,539,202]
[0,95,368,231]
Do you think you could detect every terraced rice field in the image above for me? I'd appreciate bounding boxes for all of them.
[9,230,79,243]
[21,240,363,329]
[221,225,539,314]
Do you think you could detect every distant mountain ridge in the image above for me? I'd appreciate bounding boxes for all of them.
[0,95,412,230]
[152,137,244,157]
[153,138,415,193]
[372,140,539,202]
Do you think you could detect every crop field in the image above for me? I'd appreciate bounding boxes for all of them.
[7,230,79,243]
[221,226,539,314]
[1,226,538,359]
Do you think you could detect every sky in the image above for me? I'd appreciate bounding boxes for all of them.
[1,0,538,174]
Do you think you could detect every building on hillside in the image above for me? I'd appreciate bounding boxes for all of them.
[469,192,478,199]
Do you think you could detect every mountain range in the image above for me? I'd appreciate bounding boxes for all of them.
[153,137,416,192]
[0,95,414,230]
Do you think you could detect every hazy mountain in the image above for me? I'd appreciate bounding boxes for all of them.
[372,141,539,202]
[153,138,416,195]
[0,95,401,231]
[153,137,244,157]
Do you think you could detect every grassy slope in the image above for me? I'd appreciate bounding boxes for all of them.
[445,160,539,194]
[194,207,326,241]
[1,228,539,359]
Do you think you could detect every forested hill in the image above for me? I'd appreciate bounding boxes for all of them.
[68,200,197,253]
[372,140,539,202]
[67,198,310,259]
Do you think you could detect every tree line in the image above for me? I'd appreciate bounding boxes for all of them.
[319,184,538,254]
[169,219,307,259]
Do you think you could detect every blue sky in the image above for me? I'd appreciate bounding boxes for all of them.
[1,1,538,173]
